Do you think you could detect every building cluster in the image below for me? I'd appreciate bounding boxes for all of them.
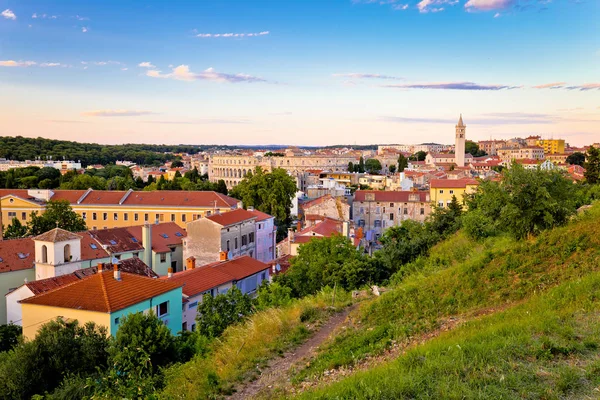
[0,159,82,173]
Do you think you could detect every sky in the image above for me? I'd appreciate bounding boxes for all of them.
[0,0,598,147]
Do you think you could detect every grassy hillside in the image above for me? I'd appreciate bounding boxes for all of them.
[287,204,600,398]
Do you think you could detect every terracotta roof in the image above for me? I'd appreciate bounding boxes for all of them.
[268,254,292,275]
[0,238,35,274]
[24,274,81,295]
[430,178,479,189]
[122,191,239,208]
[161,265,234,297]
[204,255,270,281]
[297,218,342,238]
[301,195,334,210]
[246,208,274,222]
[79,233,110,259]
[126,222,186,253]
[354,190,429,203]
[206,208,257,227]
[20,271,182,313]
[33,228,82,243]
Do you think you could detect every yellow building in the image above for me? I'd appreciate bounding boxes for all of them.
[536,139,565,155]
[0,189,241,231]
[429,178,480,208]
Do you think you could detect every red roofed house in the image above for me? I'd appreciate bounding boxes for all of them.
[429,178,480,209]
[246,208,276,263]
[184,208,258,266]
[300,195,350,227]
[276,218,353,257]
[20,266,183,339]
[353,190,431,238]
[163,255,270,331]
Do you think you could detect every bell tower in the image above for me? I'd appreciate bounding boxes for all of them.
[455,114,466,167]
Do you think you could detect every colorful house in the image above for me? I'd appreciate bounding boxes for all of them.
[429,178,480,208]
[20,264,182,339]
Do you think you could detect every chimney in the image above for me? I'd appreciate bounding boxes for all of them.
[142,223,153,271]
[219,251,228,261]
[186,256,196,270]
[288,228,295,243]
[342,221,350,238]
[247,206,254,211]
[297,221,302,231]
[97,263,104,272]
[113,264,121,281]
[167,267,173,278]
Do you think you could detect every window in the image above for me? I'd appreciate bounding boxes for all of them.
[374,220,382,228]
[261,272,266,280]
[170,247,175,253]
[160,253,167,263]
[90,243,98,249]
[82,212,87,220]
[124,213,128,221]
[390,203,394,207]
[93,226,97,230]
[64,244,71,262]
[7,212,16,218]
[93,212,97,221]
[438,201,444,207]
[144,213,149,222]
[113,213,118,221]
[404,208,408,215]
[133,252,139,258]
[449,190,454,194]
[114,317,120,325]
[258,223,262,230]
[439,190,444,194]
[134,213,139,221]
[206,211,212,216]
[131,237,138,243]
[359,207,364,214]
[175,232,183,237]
[103,213,108,221]
[375,207,381,214]
[249,232,255,243]
[182,322,187,331]
[358,219,365,227]
[390,213,394,221]
[171,214,176,222]
[235,237,238,249]
[181,214,186,222]
[157,301,169,317]
[109,240,117,245]
[191,323,196,332]
[188,301,198,308]
[420,208,425,215]
[226,240,230,251]
[241,235,247,246]
[41,245,48,263]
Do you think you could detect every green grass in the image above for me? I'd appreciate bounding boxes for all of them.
[290,204,600,387]
[294,269,600,399]
[160,287,353,399]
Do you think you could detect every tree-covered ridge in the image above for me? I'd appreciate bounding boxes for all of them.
[0,136,204,166]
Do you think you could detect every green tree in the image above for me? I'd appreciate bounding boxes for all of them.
[0,319,108,400]
[195,287,254,338]
[277,234,380,298]
[411,151,427,161]
[397,154,408,172]
[348,161,354,172]
[170,160,184,168]
[465,140,486,157]
[465,164,575,239]
[358,156,365,173]
[215,179,228,195]
[0,324,21,353]
[364,159,382,174]
[27,200,87,236]
[388,164,397,174]
[4,218,28,239]
[60,174,106,190]
[584,146,600,184]
[229,167,297,225]
[566,152,585,167]
[255,281,293,310]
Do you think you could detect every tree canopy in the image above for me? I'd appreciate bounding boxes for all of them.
[229,167,297,224]
[26,200,87,236]
[584,146,599,184]
[195,287,254,339]
[397,154,408,172]
[364,159,382,174]
[566,152,585,167]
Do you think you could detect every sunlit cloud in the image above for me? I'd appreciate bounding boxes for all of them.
[81,27,88,33]
[32,13,58,19]
[465,0,515,11]
[417,0,457,13]
[146,65,267,83]
[142,118,252,124]
[392,4,410,10]
[138,61,155,68]
[1,9,16,20]
[196,31,270,38]
[82,110,158,117]
[383,81,520,90]
[532,82,566,89]
[333,72,403,80]
[74,15,89,21]
[0,60,37,67]
[565,83,600,91]
[81,61,122,66]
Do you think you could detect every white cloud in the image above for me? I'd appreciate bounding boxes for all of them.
[0,60,36,67]
[121,67,128,71]
[146,65,267,83]
[465,0,514,11]
[392,4,409,10]
[82,110,158,117]
[138,61,155,68]
[532,82,566,89]
[494,12,501,17]
[1,9,16,20]
[32,13,58,19]
[39,62,63,67]
[81,26,88,33]
[333,72,403,80]
[196,31,270,38]
[416,0,456,13]
[74,15,89,21]
[81,61,122,66]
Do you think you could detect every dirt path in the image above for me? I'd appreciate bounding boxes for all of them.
[228,305,356,400]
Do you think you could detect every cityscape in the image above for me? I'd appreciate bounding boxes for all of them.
[1,0,599,399]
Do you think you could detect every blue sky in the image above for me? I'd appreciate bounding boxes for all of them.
[0,0,598,146]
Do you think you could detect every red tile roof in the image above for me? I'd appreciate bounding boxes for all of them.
[246,209,274,222]
[24,274,81,295]
[126,222,186,253]
[20,271,182,313]
[297,218,342,238]
[429,178,479,189]
[33,228,82,243]
[301,195,334,210]
[354,190,430,203]
[206,208,257,227]
[162,255,270,297]
[0,238,35,274]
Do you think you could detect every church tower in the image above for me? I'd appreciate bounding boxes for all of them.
[455,114,466,167]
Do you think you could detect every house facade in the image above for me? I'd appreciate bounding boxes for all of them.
[246,208,276,263]
[429,178,480,208]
